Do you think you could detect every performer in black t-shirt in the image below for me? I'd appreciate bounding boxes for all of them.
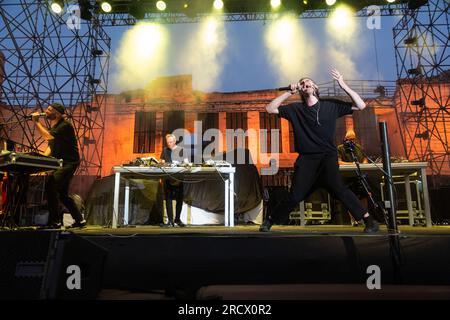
[159,134,185,227]
[260,69,379,233]
[31,103,85,229]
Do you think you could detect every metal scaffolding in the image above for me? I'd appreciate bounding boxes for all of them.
[393,0,450,184]
[0,0,447,183]
[0,0,110,177]
[96,2,410,26]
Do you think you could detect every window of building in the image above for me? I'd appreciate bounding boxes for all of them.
[163,110,185,143]
[198,112,219,133]
[259,112,282,153]
[226,112,248,149]
[133,111,156,153]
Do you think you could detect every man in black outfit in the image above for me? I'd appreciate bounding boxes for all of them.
[260,68,379,233]
[31,103,86,229]
[159,134,185,227]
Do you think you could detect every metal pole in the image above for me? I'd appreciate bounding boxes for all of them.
[379,122,398,233]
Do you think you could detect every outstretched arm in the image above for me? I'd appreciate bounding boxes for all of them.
[331,68,366,111]
[266,83,299,114]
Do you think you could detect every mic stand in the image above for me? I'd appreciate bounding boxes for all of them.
[347,145,385,223]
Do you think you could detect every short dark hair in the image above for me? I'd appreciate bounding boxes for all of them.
[50,102,65,114]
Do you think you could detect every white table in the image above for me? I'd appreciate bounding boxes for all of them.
[111,166,236,228]
[339,162,432,227]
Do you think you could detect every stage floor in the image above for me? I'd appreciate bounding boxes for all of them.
[69,224,450,236]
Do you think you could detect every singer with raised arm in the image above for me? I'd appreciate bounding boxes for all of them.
[260,69,379,233]
[30,103,86,229]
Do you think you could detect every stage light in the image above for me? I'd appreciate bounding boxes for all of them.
[184,3,189,9]
[404,36,418,46]
[213,0,224,10]
[326,0,336,6]
[156,1,166,11]
[303,0,308,4]
[86,105,100,112]
[51,1,63,14]
[88,77,101,85]
[78,0,93,20]
[387,0,396,3]
[100,2,112,13]
[91,49,104,56]
[408,65,422,75]
[271,0,281,9]
[415,130,429,140]
[411,97,425,106]
[83,137,96,145]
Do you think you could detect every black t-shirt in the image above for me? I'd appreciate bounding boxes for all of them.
[48,119,80,163]
[278,98,353,155]
[160,146,184,163]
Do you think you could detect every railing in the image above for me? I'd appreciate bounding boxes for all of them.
[318,80,397,99]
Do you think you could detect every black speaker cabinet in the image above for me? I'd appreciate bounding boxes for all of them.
[0,231,107,299]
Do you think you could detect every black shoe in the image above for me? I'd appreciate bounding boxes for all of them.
[160,221,174,228]
[363,216,379,233]
[174,220,185,227]
[66,220,87,229]
[259,218,273,232]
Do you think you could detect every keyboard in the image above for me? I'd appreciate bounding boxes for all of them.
[0,151,62,174]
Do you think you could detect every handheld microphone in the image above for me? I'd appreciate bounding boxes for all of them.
[25,112,46,119]
[278,86,291,91]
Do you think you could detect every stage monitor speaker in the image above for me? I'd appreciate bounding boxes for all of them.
[0,231,107,299]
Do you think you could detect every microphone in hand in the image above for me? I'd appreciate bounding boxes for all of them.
[278,84,299,93]
[25,112,46,120]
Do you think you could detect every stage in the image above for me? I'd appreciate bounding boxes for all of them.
[73,224,450,236]
[66,224,450,299]
[2,224,450,299]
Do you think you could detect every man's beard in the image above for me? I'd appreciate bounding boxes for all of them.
[47,113,56,120]
[301,89,313,97]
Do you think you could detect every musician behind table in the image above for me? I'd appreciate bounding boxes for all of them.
[159,134,185,227]
[337,130,368,165]
[30,103,86,229]
[337,129,369,226]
